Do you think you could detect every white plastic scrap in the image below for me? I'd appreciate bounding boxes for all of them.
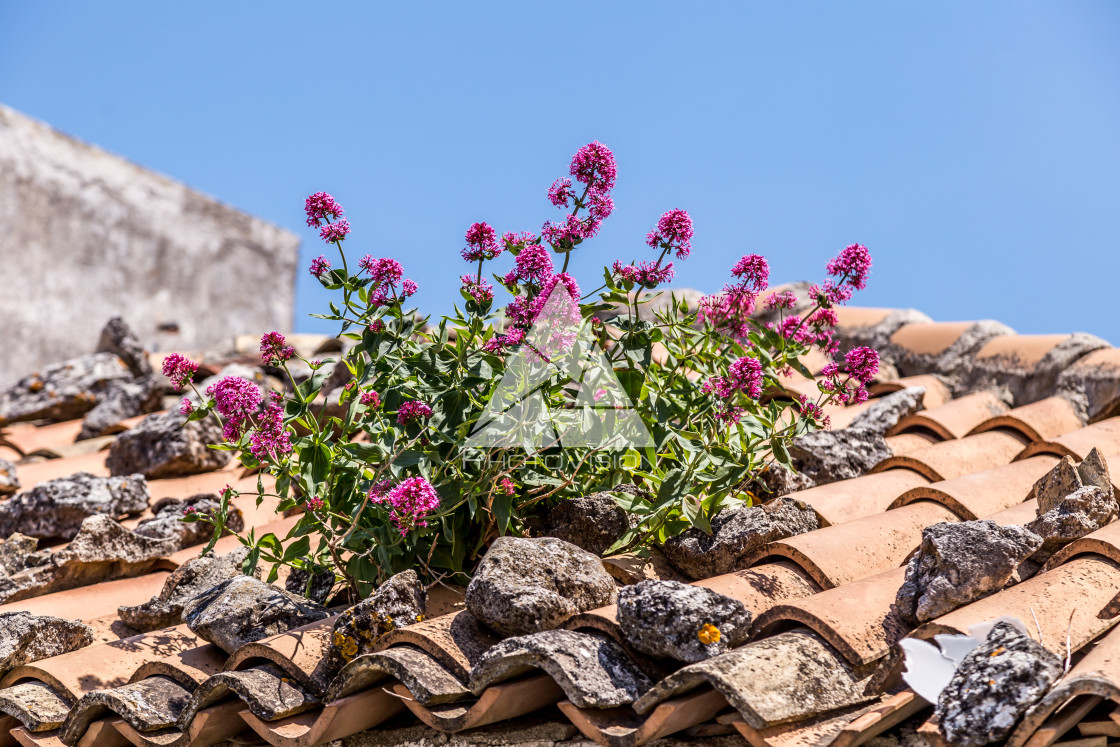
[900,616,1032,703]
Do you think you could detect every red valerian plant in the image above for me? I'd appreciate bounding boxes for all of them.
[173,141,879,596]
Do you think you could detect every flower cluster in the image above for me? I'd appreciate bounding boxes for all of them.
[548,178,575,208]
[570,141,617,191]
[699,254,770,337]
[645,208,694,259]
[612,259,675,289]
[360,390,381,408]
[810,243,873,306]
[304,192,344,228]
[260,331,295,366]
[701,356,764,423]
[162,353,198,392]
[462,222,503,262]
[309,255,331,278]
[250,391,292,461]
[306,496,326,512]
[397,400,432,425]
[817,346,880,406]
[460,275,494,305]
[320,218,350,243]
[206,376,262,441]
[179,398,194,415]
[372,476,441,536]
[360,256,418,306]
[541,142,618,251]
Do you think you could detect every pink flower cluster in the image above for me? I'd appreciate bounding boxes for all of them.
[699,254,771,338]
[397,400,432,425]
[360,256,418,306]
[162,353,198,392]
[817,346,880,406]
[179,398,194,415]
[306,496,326,512]
[309,255,331,278]
[612,259,675,289]
[810,243,873,306]
[548,178,576,208]
[460,275,494,305]
[304,192,344,228]
[370,476,441,536]
[702,356,764,424]
[320,219,350,243]
[541,142,618,250]
[499,477,515,496]
[207,376,262,441]
[570,141,617,191]
[504,245,554,286]
[645,209,694,259]
[260,331,295,366]
[249,391,292,461]
[462,222,503,262]
[360,390,381,408]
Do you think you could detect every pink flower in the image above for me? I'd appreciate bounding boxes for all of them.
[162,353,198,392]
[360,256,402,284]
[309,255,332,279]
[360,390,381,408]
[249,392,292,461]
[460,275,494,305]
[645,209,694,259]
[401,279,418,297]
[528,273,582,359]
[766,290,798,310]
[499,477,515,496]
[381,477,441,536]
[548,178,576,208]
[699,291,755,338]
[462,222,502,262]
[570,141,617,192]
[510,244,554,285]
[369,320,385,333]
[702,356,764,423]
[542,214,599,249]
[587,188,614,221]
[206,376,262,441]
[844,346,880,384]
[728,357,764,398]
[260,331,295,366]
[306,496,326,512]
[397,400,433,425]
[797,395,831,430]
[319,218,350,243]
[593,388,608,402]
[304,192,344,228]
[826,243,872,291]
[612,259,675,288]
[730,254,769,293]
[179,398,194,416]
[501,231,537,251]
[183,506,197,516]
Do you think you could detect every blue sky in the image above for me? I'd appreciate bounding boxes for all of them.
[2,3,1118,342]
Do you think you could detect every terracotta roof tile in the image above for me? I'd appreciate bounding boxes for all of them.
[1019,417,1120,460]
[888,390,1010,440]
[237,688,406,747]
[393,675,564,734]
[0,573,171,623]
[793,470,931,526]
[559,688,728,747]
[889,322,976,357]
[870,374,952,409]
[872,429,1029,481]
[14,453,110,485]
[967,395,1085,442]
[888,455,1059,519]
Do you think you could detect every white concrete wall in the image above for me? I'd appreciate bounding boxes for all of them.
[0,105,300,386]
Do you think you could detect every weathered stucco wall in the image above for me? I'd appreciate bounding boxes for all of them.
[0,105,299,386]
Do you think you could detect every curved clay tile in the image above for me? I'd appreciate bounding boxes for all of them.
[752,566,911,670]
[558,687,728,747]
[14,452,111,487]
[223,617,336,697]
[1057,347,1120,423]
[888,456,1059,520]
[743,502,958,589]
[794,470,931,526]
[833,307,896,330]
[870,375,952,410]
[236,687,407,747]
[127,643,225,690]
[872,430,1029,482]
[0,421,84,458]
[824,399,876,431]
[325,645,467,705]
[0,682,72,731]
[890,322,977,358]
[884,433,939,459]
[371,611,499,683]
[631,629,874,729]
[1042,512,1120,571]
[967,396,1085,443]
[0,572,171,622]
[1003,623,1120,747]
[912,555,1120,656]
[888,390,1010,441]
[1018,417,1120,461]
[985,498,1040,527]
[0,626,203,700]
[109,700,246,747]
[174,667,316,728]
[392,675,564,733]
[832,308,932,357]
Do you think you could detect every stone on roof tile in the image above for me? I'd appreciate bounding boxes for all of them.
[0,458,19,497]
[327,645,470,706]
[0,353,134,427]
[183,576,328,655]
[1057,347,1120,423]
[60,675,191,745]
[0,681,72,731]
[0,472,149,542]
[0,612,92,677]
[106,412,228,480]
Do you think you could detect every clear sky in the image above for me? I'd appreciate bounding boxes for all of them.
[2,3,1118,342]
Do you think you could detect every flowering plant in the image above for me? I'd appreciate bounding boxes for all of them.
[173,142,877,597]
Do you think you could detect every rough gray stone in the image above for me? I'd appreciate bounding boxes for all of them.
[544,490,639,556]
[183,575,329,654]
[0,681,72,730]
[0,533,37,576]
[118,547,253,632]
[0,457,18,496]
[78,375,162,440]
[1057,352,1120,423]
[327,645,470,705]
[661,496,820,580]
[177,665,316,724]
[887,320,1014,381]
[106,411,229,479]
[1026,485,1119,558]
[134,494,244,551]
[0,611,93,673]
[847,386,927,434]
[285,566,335,604]
[61,675,192,743]
[1077,447,1114,496]
[325,570,426,677]
[0,471,149,541]
[465,537,618,637]
[0,352,134,425]
[96,316,152,378]
[1030,455,1085,515]
[617,580,752,662]
[895,520,1043,624]
[468,629,653,708]
[0,515,178,605]
[958,332,1109,406]
[936,621,1062,747]
[788,427,892,486]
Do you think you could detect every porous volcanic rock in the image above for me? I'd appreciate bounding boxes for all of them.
[0,352,134,425]
[787,428,892,486]
[325,569,426,677]
[544,490,638,556]
[96,316,152,378]
[0,533,38,576]
[1027,485,1118,559]
[895,520,1043,624]
[133,494,244,551]
[661,496,820,580]
[0,611,93,673]
[106,411,229,479]
[1030,455,1085,515]
[617,580,752,662]
[78,375,162,440]
[285,567,335,604]
[0,471,149,541]
[936,622,1062,747]
[119,547,254,632]
[465,536,618,637]
[183,575,329,654]
[0,458,18,497]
